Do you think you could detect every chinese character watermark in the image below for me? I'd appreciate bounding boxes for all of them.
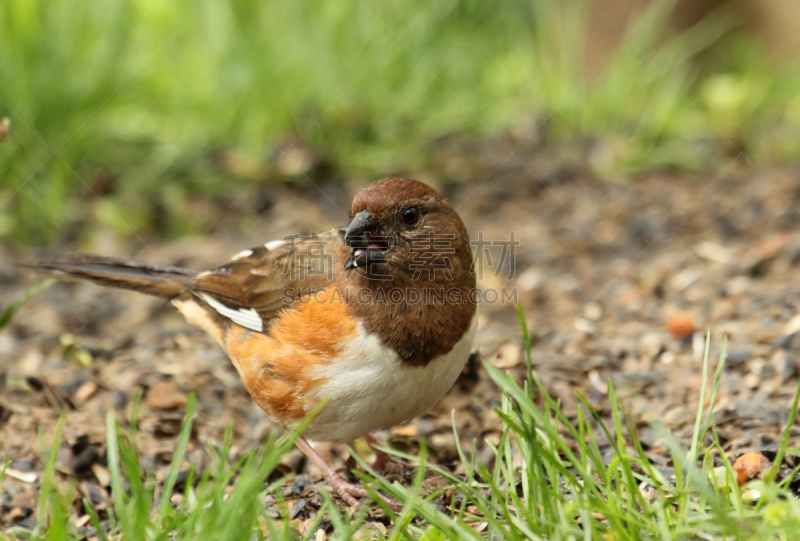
[471,231,518,280]
[276,230,521,303]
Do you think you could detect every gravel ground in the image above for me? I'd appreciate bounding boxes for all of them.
[3,154,800,533]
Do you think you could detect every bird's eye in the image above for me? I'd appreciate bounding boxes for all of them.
[401,206,419,225]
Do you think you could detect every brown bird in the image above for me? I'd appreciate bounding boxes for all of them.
[25,178,478,509]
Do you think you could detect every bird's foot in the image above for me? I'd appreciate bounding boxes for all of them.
[325,471,403,512]
[297,436,403,512]
[327,473,367,506]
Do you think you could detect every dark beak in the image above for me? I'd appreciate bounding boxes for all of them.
[343,210,389,271]
[344,210,377,243]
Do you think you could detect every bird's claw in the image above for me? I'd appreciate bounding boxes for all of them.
[328,476,402,513]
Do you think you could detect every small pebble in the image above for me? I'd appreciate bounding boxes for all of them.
[671,268,700,291]
[174,470,191,491]
[783,314,800,336]
[146,381,188,411]
[692,333,706,362]
[141,454,157,471]
[83,482,106,505]
[112,389,127,409]
[265,507,281,519]
[583,302,603,321]
[640,333,665,360]
[489,342,522,368]
[9,460,34,472]
[290,498,307,519]
[726,348,751,368]
[588,370,608,394]
[292,475,309,497]
[17,517,37,530]
[73,445,100,474]
[771,349,797,380]
[744,373,760,389]
[772,333,795,350]
[749,358,773,378]
[574,318,598,335]
[788,242,800,265]
[415,418,437,435]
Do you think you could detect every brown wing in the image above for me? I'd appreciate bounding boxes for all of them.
[187,230,341,332]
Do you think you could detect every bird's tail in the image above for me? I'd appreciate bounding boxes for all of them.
[21,254,195,299]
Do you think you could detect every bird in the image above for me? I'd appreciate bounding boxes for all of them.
[24,178,478,509]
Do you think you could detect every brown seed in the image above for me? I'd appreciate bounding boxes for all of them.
[667,312,695,339]
[732,452,771,485]
[74,381,98,403]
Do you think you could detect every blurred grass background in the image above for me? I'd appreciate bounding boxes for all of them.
[2,0,800,244]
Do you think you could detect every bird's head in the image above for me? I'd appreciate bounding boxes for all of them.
[342,178,472,283]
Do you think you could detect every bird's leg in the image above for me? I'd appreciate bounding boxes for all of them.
[364,433,405,475]
[296,437,366,506]
[296,437,402,512]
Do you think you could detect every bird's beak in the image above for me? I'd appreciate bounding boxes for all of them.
[344,210,377,243]
[342,210,391,271]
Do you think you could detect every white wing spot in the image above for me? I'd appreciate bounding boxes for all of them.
[198,293,263,332]
[231,249,253,260]
[265,239,287,251]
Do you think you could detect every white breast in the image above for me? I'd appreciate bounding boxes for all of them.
[304,311,478,443]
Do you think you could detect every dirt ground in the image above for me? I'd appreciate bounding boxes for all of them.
[3,146,800,534]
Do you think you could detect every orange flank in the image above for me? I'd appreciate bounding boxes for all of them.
[224,288,358,422]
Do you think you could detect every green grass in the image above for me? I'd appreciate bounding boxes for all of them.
[5,309,800,539]
[0,279,55,331]
[3,0,800,244]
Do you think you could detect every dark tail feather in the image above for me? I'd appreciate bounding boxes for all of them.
[21,254,195,299]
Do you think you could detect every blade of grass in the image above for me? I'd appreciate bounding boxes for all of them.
[83,498,110,541]
[35,413,66,538]
[688,330,713,467]
[765,376,800,484]
[515,304,534,389]
[0,278,56,330]
[156,392,196,524]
